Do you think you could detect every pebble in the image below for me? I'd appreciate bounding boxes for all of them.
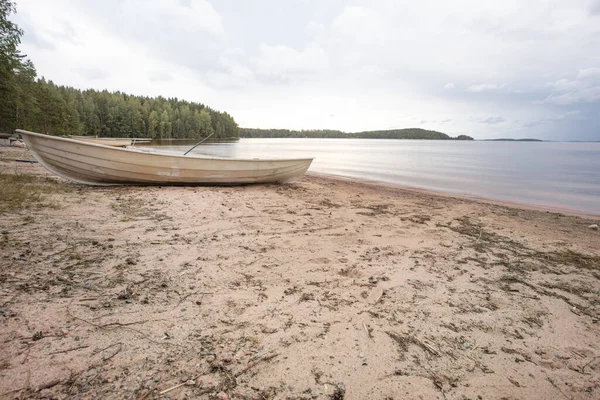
[461,341,473,350]
[588,224,599,230]
[216,392,229,400]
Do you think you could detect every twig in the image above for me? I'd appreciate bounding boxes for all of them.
[476,228,483,242]
[414,337,440,356]
[579,356,599,374]
[0,387,26,397]
[362,322,373,339]
[99,320,149,328]
[159,382,187,395]
[158,378,195,395]
[244,256,266,267]
[546,376,570,399]
[36,378,62,391]
[92,342,122,361]
[48,233,70,257]
[66,302,179,347]
[164,291,213,312]
[102,343,122,361]
[370,287,384,304]
[49,345,89,355]
[173,291,198,310]
[21,347,30,364]
[421,364,447,400]
[136,387,158,400]
[236,353,279,376]
[25,242,33,264]
[0,293,20,307]
[91,310,141,320]
[57,276,77,285]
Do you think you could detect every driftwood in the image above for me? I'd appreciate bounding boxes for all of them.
[236,353,279,377]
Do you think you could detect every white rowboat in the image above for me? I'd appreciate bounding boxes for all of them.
[17,129,313,186]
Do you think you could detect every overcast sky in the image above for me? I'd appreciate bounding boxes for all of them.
[13,0,600,140]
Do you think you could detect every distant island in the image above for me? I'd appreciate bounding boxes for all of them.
[240,128,474,140]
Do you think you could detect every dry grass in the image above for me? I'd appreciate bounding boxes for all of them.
[0,172,70,213]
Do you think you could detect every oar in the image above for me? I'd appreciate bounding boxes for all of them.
[183,132,216,156]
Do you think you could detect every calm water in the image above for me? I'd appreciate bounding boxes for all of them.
[146,139,600,215]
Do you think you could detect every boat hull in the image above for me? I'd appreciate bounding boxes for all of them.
[17,130,313,186]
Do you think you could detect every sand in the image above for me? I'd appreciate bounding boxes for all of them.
[0,146,599,400]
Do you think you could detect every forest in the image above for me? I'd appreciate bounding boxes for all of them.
[241,128,474,140]
[0,1,239,140]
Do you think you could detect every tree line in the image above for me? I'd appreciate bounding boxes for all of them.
[0,1,239,140]
[241,128,474,140]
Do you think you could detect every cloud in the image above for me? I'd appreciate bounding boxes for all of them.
[122,0,224,37]
[11,0,600,140]
[558,110,582,119]
[74,0,226,71]
[306,21,325,37]
[480,116,506,124]
[202,48,256,88]
[45,20,82,46]
[77,67,109,81]
[22,27,55,50]
[577,67,600,80]
[148,71,173,82]
[541,67,600,104]
[522,110,582,128]
[467,83,507,92]
[252,43,329,81]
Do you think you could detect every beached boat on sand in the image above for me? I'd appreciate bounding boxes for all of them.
[17,129,313,186]
[69,136,133,147]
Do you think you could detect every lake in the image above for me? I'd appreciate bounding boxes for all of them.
[146,138,600,215]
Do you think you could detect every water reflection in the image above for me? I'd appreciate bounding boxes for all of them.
[146,138,600,215]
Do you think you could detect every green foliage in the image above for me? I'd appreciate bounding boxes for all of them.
[0,1,239,139]
[1,0,37,133]
[3,79,239,140]
[0,0,21,61]
[241,128,474,140]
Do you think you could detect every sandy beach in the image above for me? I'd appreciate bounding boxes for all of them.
[1,145,599,400]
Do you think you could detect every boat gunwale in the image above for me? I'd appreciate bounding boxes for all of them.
[70,135,133,141]
[15,129,315,163]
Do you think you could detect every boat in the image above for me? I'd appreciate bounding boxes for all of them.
[70,136,133,147]
[16,129,313,186]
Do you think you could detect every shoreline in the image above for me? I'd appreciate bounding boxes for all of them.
[308,172,600,219]
[1,145,599,399]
